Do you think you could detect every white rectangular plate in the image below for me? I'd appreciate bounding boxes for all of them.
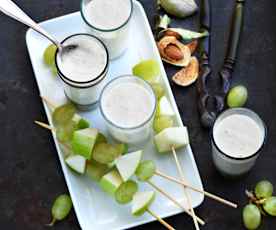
[26,1,204,229]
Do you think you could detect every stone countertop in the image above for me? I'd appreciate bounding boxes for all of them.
[0,0,276,229]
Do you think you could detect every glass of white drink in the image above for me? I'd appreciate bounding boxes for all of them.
[211,108,266,177]
[100,75,156,144]
[55,33,109,110]
[80,0,133,60]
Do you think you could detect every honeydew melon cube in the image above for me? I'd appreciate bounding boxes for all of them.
[99,169,123,195]
[156,96,175,117]
[115,150,143,181]
[72,114,90,130]
[132,59,161,84]
[65,155,86,174]
[132,191,155,216]
[154,127,189,153]
[72,128,98,160]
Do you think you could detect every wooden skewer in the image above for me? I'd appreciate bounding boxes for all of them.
[147,180,205,225]
[40,95,57,110]
[35,120,178,229]
[147,209,175,230]
[35,120,55,131]
[155,171,237,208]
[171,146,200,230]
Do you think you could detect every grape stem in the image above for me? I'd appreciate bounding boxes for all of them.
[45,217,56,227]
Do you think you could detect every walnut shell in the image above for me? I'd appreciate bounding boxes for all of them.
[157,36,191,67]
[172,56,199,87]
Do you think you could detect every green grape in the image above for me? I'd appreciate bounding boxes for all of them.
[151,83,165,99]
[52,103,76,127]
[48,194,72,226]
[77,118,90,130]
[115,143,128,155]
[86,160,109,182]
[51,65,58,76]
[135,160,156,181]
[243,204,261,230]
[56,120,77,142]
[43,44,57,66]
[115,180,138,204]
[96,133,108,144]
[132,59,161,84]
[255,180,273,199]
[153,115,174,133]
[263,197,276,216]
[227,85,248,108]
[92,143,120,164]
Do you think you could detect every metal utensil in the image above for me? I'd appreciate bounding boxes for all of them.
[214,0,245,113]
[197,0,215,128]
[197,0,245,128]
[0,0,77,54]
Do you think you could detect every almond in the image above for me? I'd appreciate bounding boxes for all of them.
[164,44,184,61]
[164,30,181,40]
[157,36,191,67]
[186,40,198,54]
[172,57,199,87]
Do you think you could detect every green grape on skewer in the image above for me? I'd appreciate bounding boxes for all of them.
[86,160,110,182]
[92,143,120,164]
[52,103,76,127]
[135,160,156,181]
[115,180,138,204]
[153,115,174,134]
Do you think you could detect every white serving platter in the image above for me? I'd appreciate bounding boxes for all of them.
[26,1,204,229]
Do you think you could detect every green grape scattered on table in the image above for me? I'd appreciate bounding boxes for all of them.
[151,83,165,99]
[52,103,76,127]
[243,204,261,230]
[43,44,57,66]
[153,115,174,134]
[47,194,72,227]
[255,180,273,199]
[115,180,138,204]
[135,160,156,181]
[92,143,120,164]
[86,160,109,182]
[227,85,248,108]
[263,197,276,216]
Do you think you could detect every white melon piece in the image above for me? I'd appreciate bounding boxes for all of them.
[99,169,123,196]
[115,150,143,181]
[132,191,155,216]
[156,96,175,117]
[154,127,189,153]
[65,155,86,174]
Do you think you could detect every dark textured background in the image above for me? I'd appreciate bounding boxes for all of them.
[0,0,276,229]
